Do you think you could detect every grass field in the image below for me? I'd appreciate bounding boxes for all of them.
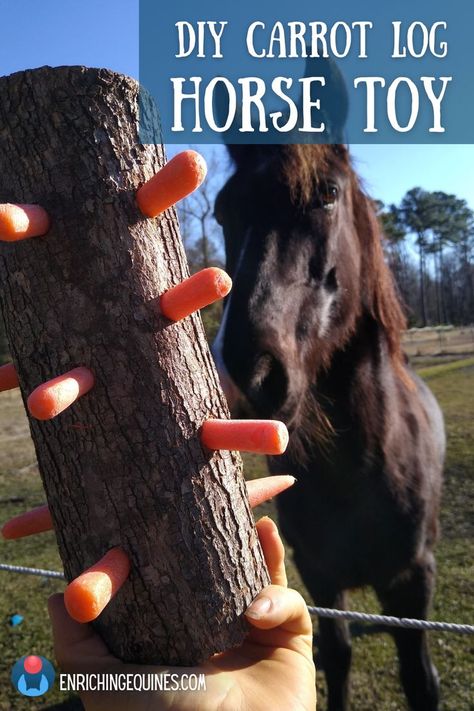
[0,358,472,710]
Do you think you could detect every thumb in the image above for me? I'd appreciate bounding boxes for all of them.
[244,585,314,658]
[48,593,119,673]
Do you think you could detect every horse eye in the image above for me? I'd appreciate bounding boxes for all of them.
[321,184,338,210]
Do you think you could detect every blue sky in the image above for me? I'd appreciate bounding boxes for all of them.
[0,0,472,210]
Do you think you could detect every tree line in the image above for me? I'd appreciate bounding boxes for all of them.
[376,189,473,327]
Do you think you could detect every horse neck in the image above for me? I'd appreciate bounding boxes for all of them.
[314,313,398,444]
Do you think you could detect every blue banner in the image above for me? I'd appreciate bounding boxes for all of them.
[139,0,472,144]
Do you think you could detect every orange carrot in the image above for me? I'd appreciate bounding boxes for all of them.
[2,504,53,539]
[161,268,232,322]
[201,419,289,455]
[64,547,131,623]
[0,203,50,241]
[27,366,94,420]
[246,475,296,508]
[136,150,207,218]
[0,363,19,392]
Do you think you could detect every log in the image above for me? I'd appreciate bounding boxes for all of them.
[0,66,270,664]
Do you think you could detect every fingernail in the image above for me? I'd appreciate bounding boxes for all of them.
[245,595,272,619]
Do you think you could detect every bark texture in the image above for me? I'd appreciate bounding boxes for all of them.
[0,66,270,664]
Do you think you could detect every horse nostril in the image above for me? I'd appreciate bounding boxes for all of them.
[249,353,288,416]
[324,266,338,292]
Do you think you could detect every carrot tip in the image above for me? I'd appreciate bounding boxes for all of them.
[0,363,19,392]
[247,475,296,508]
[0,204,50,241]
[214,270,232,298]
[64,548,130,623]
[27,366,94,420]
[201,419,289,456]
[273,421,290,454]
[136,150,207,218]
[1,504,53,539]
[160,267,232,321]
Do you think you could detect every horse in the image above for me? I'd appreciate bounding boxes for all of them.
[212,143,445,711]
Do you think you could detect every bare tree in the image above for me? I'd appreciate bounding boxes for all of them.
[176,146,226,273]
[175,146,228,341]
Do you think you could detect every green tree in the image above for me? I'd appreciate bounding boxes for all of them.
[375,200,406,246]
[176,147,225,274]
[375,200,421,325]
[425,193,472,323]
[455,209,474,323]
[176,147,226,342]
[399,188,439,326]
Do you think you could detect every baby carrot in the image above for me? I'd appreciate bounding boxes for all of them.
[2,504,53,539]
[0,203,50,241]
[161,268,232,322]
[246,475,296,508]
[64,547,131,623]
[201,419,289,455]
[27,366,94,420]
[0,363,19,392]
[136,150,207,218]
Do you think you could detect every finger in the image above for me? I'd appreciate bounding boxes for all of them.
[255,516,287,587]
[245,585,313,643]
[48,593,116,672]
[246,475,295,509]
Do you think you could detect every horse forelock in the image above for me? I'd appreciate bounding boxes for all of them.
[274,145,411,387]
[275,144,351,205]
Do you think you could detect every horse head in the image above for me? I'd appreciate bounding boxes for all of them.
[212,143,406,440]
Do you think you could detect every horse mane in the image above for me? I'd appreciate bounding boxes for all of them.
[351,175,412,386]
[275,144,411,387]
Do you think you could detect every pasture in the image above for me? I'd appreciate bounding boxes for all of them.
[0,357,472,710]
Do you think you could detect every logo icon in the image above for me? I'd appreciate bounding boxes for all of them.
[11,655,55,697]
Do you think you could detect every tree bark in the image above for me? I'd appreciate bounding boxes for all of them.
[0,66,270,665]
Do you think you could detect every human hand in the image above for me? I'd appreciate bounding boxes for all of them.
[48,515,316,711]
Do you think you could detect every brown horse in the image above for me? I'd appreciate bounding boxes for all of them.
[212,144,445,711]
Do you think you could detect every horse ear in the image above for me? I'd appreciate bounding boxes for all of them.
[332,144,349,160]
[215,55,348,148]
[213,86,263,167]
[213,80,243,146]
[301,56,349,142]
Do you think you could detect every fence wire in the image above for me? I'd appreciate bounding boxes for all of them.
[1,561,473,635]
